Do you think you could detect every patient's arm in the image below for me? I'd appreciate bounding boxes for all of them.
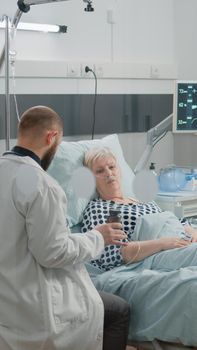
[121,237,191,264]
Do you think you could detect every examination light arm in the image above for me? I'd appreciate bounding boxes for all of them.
[22,0,70,5]
[134,113,173,174]
[0,0,70,72]
[17,0,70,12]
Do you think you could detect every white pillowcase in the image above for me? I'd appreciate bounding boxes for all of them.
[48,134,135,227]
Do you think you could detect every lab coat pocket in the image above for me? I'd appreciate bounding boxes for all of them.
[51,276,89,325]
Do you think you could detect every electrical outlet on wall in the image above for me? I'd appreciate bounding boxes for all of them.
[67,63,80,78]
[94,64,104,77]
[81,63,94,78]
[107,9,116,24]
[150,65,160,78]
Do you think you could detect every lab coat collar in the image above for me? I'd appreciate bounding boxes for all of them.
[3,146,41,166]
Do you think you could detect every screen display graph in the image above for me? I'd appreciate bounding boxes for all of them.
[174,81,197,132]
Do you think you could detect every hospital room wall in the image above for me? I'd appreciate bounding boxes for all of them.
[0,0,197,169]
[0,0,175,64]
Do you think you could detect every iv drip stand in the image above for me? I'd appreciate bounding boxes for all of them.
[4,15,11,151]
[0,9,25,151]
[0,0,70,152]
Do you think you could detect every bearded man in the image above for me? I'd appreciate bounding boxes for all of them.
[0,106,130,350]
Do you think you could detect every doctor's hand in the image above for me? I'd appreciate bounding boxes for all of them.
[94,223,128,246]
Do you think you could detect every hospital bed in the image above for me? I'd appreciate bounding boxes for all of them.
[48,134,197,350]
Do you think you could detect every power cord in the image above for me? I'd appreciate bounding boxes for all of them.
[85,66,97,140]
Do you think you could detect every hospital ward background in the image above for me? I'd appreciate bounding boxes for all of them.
[1,0,197,350]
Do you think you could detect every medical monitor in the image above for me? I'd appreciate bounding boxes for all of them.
[173,81,197,133]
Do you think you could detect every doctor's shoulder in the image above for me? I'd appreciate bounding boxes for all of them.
[13,163,67,205]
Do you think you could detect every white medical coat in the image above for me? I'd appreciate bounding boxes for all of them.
[0,154,104,350]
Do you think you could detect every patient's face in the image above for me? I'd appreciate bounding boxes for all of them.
[91,156,121,198]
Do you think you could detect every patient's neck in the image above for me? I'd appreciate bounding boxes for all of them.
[99,189,137,204]
[99,187,122,200]
[99,189,129,204]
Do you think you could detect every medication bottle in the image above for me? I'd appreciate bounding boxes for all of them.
[149,162,157,176]
[106,209,122,223]
[184,169,197,191]
[158,166,186,192]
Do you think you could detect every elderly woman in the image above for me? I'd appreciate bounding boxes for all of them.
[81,147,197,346]
[81,147,197,272]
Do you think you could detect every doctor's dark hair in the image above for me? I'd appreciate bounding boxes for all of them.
[18,106,63,136]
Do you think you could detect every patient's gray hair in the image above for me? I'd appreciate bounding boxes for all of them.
[84,147,117,170]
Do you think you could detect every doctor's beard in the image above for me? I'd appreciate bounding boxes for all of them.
[41,140,58,171]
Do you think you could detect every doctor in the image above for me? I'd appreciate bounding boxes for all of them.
[0,106,130,350]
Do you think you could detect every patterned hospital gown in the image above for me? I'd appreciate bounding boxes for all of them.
[81,198,163,271]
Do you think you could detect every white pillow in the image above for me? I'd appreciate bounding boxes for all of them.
[48,134,135,227]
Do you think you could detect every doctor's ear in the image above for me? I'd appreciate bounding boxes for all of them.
[46,130,58,145]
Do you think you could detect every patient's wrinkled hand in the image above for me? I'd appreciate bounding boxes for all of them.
[191,230,197,242]
[95,223,128,246]
[184,225,197,242]
[159,236,192,250]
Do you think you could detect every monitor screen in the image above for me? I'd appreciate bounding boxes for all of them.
[173,81,197,133]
